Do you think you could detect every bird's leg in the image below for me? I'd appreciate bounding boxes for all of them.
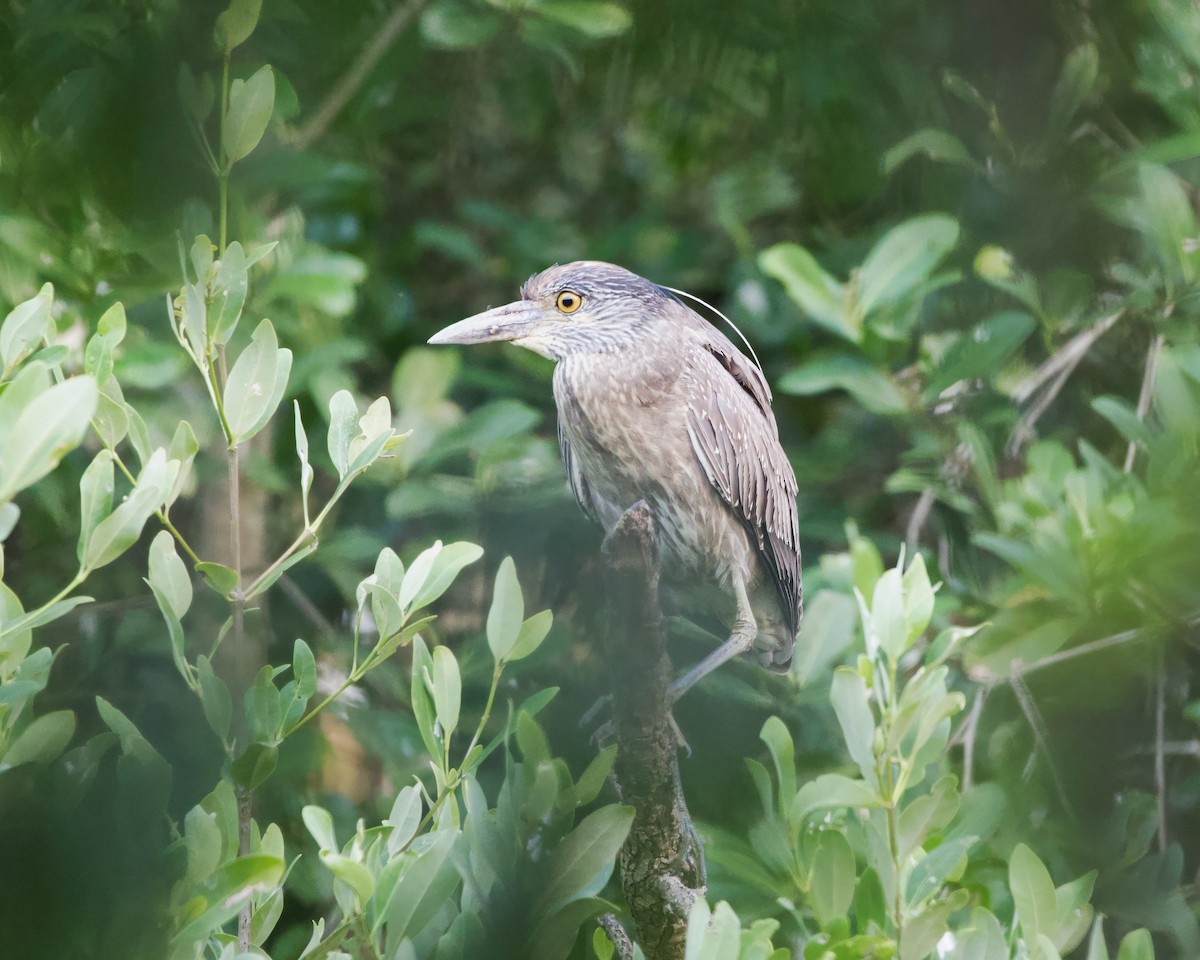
[668,574,757,703]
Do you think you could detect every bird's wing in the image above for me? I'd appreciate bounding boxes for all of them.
[558,419,601,524]
[685,341,802,639]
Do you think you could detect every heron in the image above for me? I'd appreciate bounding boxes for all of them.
[428,261,801,697]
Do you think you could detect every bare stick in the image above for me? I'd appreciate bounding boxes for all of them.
[292,0,428,150]
[1125,332,1164,473]
[600,502,705,960]
[1155,660,1167,852]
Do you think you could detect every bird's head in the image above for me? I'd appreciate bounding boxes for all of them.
[427,261,675,360]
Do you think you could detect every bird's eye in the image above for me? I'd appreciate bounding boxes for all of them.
[555,290,583,314]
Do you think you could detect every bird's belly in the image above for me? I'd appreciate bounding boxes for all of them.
[559,398,752,586]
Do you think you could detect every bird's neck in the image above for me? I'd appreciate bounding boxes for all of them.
[555,340,682,413]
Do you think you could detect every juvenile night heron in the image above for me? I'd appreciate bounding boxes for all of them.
[429,261,801,695]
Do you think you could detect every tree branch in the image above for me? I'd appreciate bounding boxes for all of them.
[600,502,705,960]
[291,0,429,151]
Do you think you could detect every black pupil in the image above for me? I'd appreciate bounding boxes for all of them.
[562,295,575,307]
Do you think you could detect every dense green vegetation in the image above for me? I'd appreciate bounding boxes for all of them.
[1,0,1198,957]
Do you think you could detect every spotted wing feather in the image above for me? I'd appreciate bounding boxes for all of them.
[685,342,802,641]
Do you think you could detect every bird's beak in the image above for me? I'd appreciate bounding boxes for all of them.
[427,300,545,346]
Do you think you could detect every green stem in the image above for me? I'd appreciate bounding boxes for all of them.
[218,53,230,257]
[0,570,87,642]
[462,664,503,765]
[242,477,351,599]
[111,451,202,565]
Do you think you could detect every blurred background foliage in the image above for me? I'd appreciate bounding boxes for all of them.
[2,0,1200,956]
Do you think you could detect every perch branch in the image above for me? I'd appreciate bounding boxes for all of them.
[600,502,706,960]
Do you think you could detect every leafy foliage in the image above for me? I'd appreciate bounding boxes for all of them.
[3,0,1200,958]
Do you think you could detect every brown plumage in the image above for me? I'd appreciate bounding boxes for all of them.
[429,261,802,692]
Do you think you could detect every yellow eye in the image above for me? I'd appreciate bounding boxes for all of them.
[555,290,583,314]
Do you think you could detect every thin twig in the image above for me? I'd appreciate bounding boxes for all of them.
[959,688,986,791]
[905,489,935,555]
[598,915,636,960]
[292,0,429,150]
[1012,309,1124,404]
[1125,332,1164,473]
[1007,309,1124,456]
[1155,659,1167,852]
[1011,671,1077,818]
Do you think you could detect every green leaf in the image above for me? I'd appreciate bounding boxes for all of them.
[0,361,49,451]
[871,567,906,658]
[517,710,551,766]
[1,283,53,373]
[685,899,742,960]
[210,241,249,344]
[232,741,278,790]
[166,420,199,508]
[327,389,357,479]
[92,375,129,448]
[759,716,796,808]
[830,668,877,787]
[1091,395,1154,446]
[883,127,975,175]
[420,1,502,49]
[222,65,275,165]
[1052,870,1097,955]
[429,644,462,739]
[385,785,423,854]
[399,540,442,610]
[0,375,98,503]
[809,830,855,927]
[778,353,907,416]
[381,829,461,941]
[1086,917,1109,960]
[900,890,970,960]
[593,927,616,960]
[84,449,176,570]
[1048,43,1099,138]
[78,450,115,564]
[955,908,1009,960]
[508,609,553,663]
[293,638,317,699]
[924,310,1035,399]
[535,804,635,918]
[1138,163,1195,291]
[215,0,262,53]
[572,744,617,806]
[197,656,232,742]
[148,530,192,620]
[302,805,338,852]
[2,709,75,768]
[322,851,375,909]
[171,854,285,947]
[0,596,93,643]
[410,636,440,759]
[487,556,524,662]
[1116,929,1154,960]
[295,401,313,515]
[901,553,934,647]
[536,0,632,38]
[197,561,239,596]
[224,318,291,443]
[790,773,881,823]
[1011,843,1058,945]
[410,541,484,610]
[758,243,854,342]
[856,214,959,318]
[245,665,282,743]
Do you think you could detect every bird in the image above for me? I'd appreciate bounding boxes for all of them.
[428,261,801,697]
